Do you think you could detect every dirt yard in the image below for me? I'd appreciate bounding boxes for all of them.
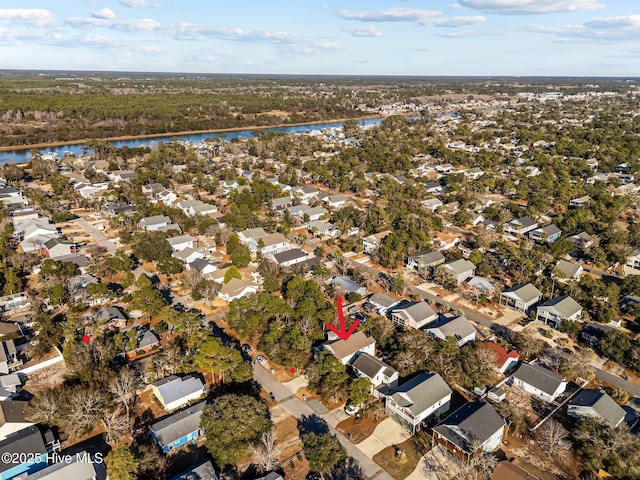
[337,412,387,444]
[373,433,431,480]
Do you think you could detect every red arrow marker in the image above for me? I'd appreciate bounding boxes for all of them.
[326,296,360,341]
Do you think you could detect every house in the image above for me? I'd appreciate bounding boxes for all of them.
[139,215,172,231]
[407,250,445,272]
[0,401,32,441]
[188,258,218,276]
[293,186,319,202]
[424,181,444,194]
[0,375,22,402]
[487,386,506,403]
[569,195,591,208]
[366,293,400,315]
[219,180,239,193]
[566,232,595,250]
[529,224,562,244]
[351,353,399,394]
[0,426,49,480]
[258,233,290,256]
[94,306,127,329]
[390,301,438,329]
[42,238,77,259]
[362,230,392,255]
[173,247,204,265]
[237,227,267,246]
[324,194,347,209]
[307,221,338,237]
[18,453,98,480]
[433,402,505,459]
[15,218,56,240]
[485,342,519,375]
[10,208,39,225]
[123,328,160,361]
[255,473,283,480]
[500,283,543,313]
[329,276,367,295]
[470,212,484,226]
[442,201,459,214]
[302,206,328,222]
[511,363,567,403]
[555,259,583,280]
[155,189,178,206]
[142,183,166,197]
[568,389,626,428]
[322,330,375,365]
[535,296,582,328]
[425,315,476,346]
[626,249,640,271]
[109,170,136,183]
[385,372,452,434]
[466,276,497,298]
[218,278,258,302]
[288,204,310,217]
[152,375,206,411]
[169,461,218,480]
[434,231,460,250]
[167,235,197,252]
[422,198,443,212]
[178,200,217,217]
[270,197,293,211]
[150,401,206,453]
[440,258,476,285]
[581,322,618,346]
[503,217,538,236]
[273,248,308,267]
[492,459,539,480]
[0,340,19,375]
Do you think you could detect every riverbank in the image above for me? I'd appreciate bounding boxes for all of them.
[0,114,389,153]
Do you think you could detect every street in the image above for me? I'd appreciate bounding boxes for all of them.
[74,217,118,254]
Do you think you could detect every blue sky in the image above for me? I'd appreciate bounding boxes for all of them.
[1,1,639,76]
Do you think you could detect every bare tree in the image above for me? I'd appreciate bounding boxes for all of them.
[26,388,60,426]
[109,367,139,417]
[183,269,203,289]
[536,419,571,456]
[249,430,282,474]
[102,409,130,446]
[333,256,351,276]
[201,281,221,303]
[66,388,104,438]
[472,453,498,480]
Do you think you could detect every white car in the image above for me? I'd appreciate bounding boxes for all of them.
[256,355,268,366]
[344,402,360,415]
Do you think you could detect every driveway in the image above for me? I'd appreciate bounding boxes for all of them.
[357,418,411,459]
[74,217,118,254]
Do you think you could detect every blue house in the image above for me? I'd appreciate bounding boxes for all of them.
[0,426,49,480]
[529,224,561,244]
[149,401,206,454]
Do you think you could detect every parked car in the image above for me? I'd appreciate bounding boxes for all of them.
[344,401,360,416]
[256,355,268,366]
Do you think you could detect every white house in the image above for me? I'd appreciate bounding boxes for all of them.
[535,296,582,329]
[322,330,375,365]
[424,315,477,346]
[500,283,543,313]
[362,230,392,255]
[351,353,399,394]
[512,363,567,403]
[258,233,290,256]
[218,278,258,302]
[485,342,519,375]
[627,249,640,271]
[167,235,197,252]
[503,216,538,236]
[173,247,204,265]
[151,375,205,411]
[273,248,308,267]
[385,372,452,434]
[567,389,626,428]
[139,215,172,231]
[440,258,476,285]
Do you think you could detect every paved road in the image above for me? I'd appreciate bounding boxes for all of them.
[593,367,640,397]
[253,364,393,480]
[74,217,118,254]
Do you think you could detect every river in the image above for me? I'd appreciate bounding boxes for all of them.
[0,116,420,164]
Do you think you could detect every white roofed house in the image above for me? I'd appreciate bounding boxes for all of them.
[433,402,506,460]
[422,198,443,213]
[512,363,567,403]
[500,283,543,314]
[362,230,392,255]
[424,315,476,346]
[366,293,400,315]
[322,330,375,365]
[390,301,437,330]
[626,249,640,272]
[138,215,172,231]
[535,296,582,329]
[307,220,339,237]
[385,372,452,434]
[351,353,399,396]
[151,375,206,411]
[167,234,197,252]
[440,258,476,285]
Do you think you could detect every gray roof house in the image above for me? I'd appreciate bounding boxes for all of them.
[425,315,477,346]
[151,375,205,411]
[433,402,506,459]
[385,372,452,434]
[149,401,206,454]
[367,293,400,314]
[503,216,538,236]
[440,258,476,285]
[351,353,399,393]
[555,259,583,280]
[500,283,543,313]
[138,215,172,231]
[568,389,626,427]
[390,301,438,330]
[43,238,77,259]
[169,461,218,480]
[512,363,567,403]
[19,453,98,480]
[529,224,562,243]
[273,248,307,267]
[535,296,583,329]
[329,276,367,295]
[407,250,446,272]
[566,232,595,250]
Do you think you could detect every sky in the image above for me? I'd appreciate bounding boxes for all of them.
[1,0,639,76]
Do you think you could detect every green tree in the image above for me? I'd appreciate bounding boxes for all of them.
[46,284,67,307]
[231,244,251,268]
[349,377,372,408]
[438,336,461,357]
[131,231,171,263]
[110,250,132,272]
[106,445,139,480]
[131,286,167,318]
[194,334,248,382]
[469,249,483,265]
[157,257,184,275]
[302,432,347,473]
[223,265,242,284]
[201,394,273,466]
[39,259,79,277]
[3,268,23,295]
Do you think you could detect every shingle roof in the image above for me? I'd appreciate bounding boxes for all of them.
[555,259,582,278]
[391,301,436,325]
[512,363,565,396]
[408,250,445,267]
[368,293,399,309]
[569,389,626,427]
[150,401,206,446]
[433,402,504,452]
[169,461,218,480]
[152,375,205,407]
[260,233,287,247]
[323,331,375,360]
[0,426,47,474]
[273,248,307,264]
[20,454,98,480]
[501,283,543,304]
[388,372,452,417]
[352,353,397,380]
[425,315,476,340]
[442,258,475,276]
[537,296,582,318]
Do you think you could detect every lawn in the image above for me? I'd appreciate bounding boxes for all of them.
[373,432,432,480]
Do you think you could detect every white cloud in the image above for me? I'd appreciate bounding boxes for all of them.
[336,7,485,28]
[92,7,116,20]
[525,15,640,42]
[119,0,162,8]
[0,8,56,27]
[585,15,640,30]
[342,25,383,37]
[66,16,162,32]
[457,0,603,15]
